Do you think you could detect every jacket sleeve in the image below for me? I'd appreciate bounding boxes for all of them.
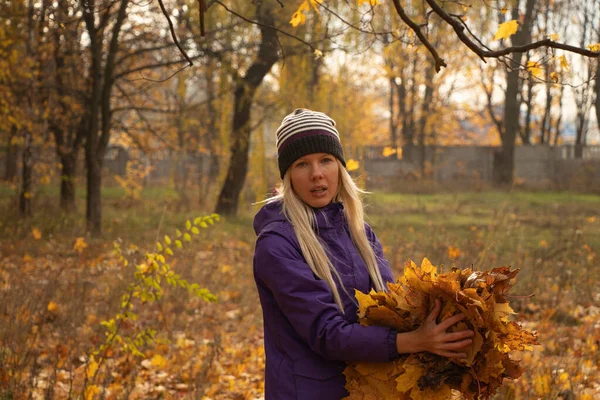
[254,228,399,362]
[365,223,395,285]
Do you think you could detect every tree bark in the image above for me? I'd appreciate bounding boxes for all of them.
[19,132,32,217]
[59,150,77,212]
[81,0,129,235]
[215,3,279,215]
[495,0,536,186]
[4,125,18,182]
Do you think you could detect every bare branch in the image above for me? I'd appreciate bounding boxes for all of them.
[156,0,193,66]
[424,0,599,63]
[215,1,316,51]
[391,0,447,72]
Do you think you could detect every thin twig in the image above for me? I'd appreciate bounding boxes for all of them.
[156,0,193,66]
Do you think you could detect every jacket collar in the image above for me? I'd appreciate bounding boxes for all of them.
[253,200,345,235]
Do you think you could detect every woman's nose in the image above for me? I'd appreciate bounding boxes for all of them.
[310,164,324,180]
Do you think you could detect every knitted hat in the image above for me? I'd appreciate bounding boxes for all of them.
[275,108,346,178]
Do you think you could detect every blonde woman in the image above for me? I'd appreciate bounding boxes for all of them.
[253,109,473,399]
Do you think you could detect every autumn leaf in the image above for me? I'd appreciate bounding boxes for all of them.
[382,146,397,157]
[550,71,559,83]
[447,245,461,259]
[357,0,380,5]
[346,159,360,171]
[345,259,538,399]
[527,61,542,78]
[559,55,570,71]
[73,237,88,253]
[47,301,58,312]
[150,354,167,368]
[587,43,600,52]
[548,33,560,41]
[31,227,41,240]
[494,20,519,41]
[84,385,100,400]
[314,49,323,59]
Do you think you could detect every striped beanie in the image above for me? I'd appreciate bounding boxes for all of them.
[275,108,346,178]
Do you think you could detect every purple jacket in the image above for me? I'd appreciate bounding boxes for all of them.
[253,201,399,400]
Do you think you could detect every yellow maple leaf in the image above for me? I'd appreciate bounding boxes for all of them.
[84,385,100,400]
[382,146,397,157]
[74,237,87,253]
[559,55,570,71]
[313,49,323,58]
[447,245,461,259]
[31,227,41,240]
[346,159,360,171]
[527,61,542,78]
[357,0,379,5]
[420,257,437,274]
[47,301,58,312]
[150,354,167,368]
[87,360,98,379]
[290,1,309,27]
[395,360,422,393]
[494,20,519,41]
[587,43,600,52]
[550,71,559,83]
[548,33,559,41]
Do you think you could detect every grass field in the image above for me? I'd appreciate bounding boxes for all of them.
[0,185,599,399]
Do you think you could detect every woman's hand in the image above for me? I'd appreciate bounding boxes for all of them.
[396,298,474,358]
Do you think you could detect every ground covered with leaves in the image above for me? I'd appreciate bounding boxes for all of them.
[0,188,599,399]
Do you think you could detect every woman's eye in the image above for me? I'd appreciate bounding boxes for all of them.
[295,161,307,168]
[321,157,333,163]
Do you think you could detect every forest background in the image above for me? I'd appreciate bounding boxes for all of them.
[1,0,600,398]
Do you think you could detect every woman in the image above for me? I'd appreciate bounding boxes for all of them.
[253,108,473,399]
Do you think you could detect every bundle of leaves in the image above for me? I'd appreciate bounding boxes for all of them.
[343,258,538,400]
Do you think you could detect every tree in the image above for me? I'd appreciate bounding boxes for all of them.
[213,1,280,215]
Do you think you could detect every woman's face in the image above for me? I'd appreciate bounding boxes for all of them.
[289,153,340,208]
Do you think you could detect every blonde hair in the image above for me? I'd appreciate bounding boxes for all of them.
[265,160,387,312]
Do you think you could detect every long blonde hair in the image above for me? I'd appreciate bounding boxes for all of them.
[266,160,387,312]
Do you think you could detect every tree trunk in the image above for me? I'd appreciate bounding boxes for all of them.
[495,0,536,186]
[59,151,77,212]
[389,77,397,146]
[417,62,435,176]
[86,155,102,236]
[215,3,279,215]
[19,132,32,216]
[594,60,600,145]
[4,125,18,182]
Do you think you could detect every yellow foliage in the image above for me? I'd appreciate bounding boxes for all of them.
[559,55,570,71]
[74,237,88,253]
[447,245,461,259]
[587,43,600,52]
[84,385,100,400]
[382,146,397,157]
[150,354,167,368]
[290,0,321,27]
[47,301,58,312]
[345,259,538,399]
[548,33,560,41]
[346,159,360,171]
[31,227,41,240]
[357,0,380,5]
[494,20,519,41]
[526,61,542,78]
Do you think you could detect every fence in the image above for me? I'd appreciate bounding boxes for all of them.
[1,145,599,192]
